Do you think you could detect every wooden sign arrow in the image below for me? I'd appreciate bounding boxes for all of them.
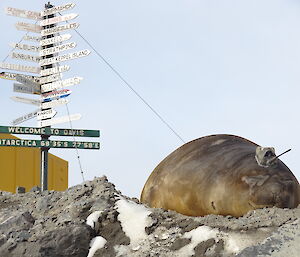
[41,3,76,16]
[13,83,40,95]
[38,113,81,127]
[11,52,40,63]
[39,42,76,57]
[40,65,70,76]
[42,89,72,102]
[41,22,79,36]
[12,109,40,125]
[39,74,62,84]
[16,75,40,88]
[11,96,40,106]
[0,62,40,74]
[40,34,72,47]
[39,49,90,66]
[41,98,69,109]
[5,7,41,20]
[10,43,40,52]
[15,22,42,33]
[37,109,57,120]
[41,77,82,92]
[23,35,41,42]
[0,72,39,82]
[40,13,78,26]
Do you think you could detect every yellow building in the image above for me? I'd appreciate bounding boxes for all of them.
[0,133,68,193]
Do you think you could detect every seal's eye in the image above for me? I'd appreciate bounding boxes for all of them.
[264,150,275,158]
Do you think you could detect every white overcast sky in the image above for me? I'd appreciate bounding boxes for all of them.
[0,0,299,197]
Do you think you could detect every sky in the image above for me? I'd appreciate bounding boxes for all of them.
[0,0,299,198]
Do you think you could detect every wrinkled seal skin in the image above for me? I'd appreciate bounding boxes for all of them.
[141,134,300,217]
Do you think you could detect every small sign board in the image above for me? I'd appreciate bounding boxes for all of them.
[42,89,72,102]
[37,109,57,120]
[15,22,42,33]
[40,34,72,47]
[0,72,39,82]
[41,22,79,36]
[40,65,70,76]
[13,83,40,95]
[0,138,100,150]
[39,74,61,84]
[12,109,39,125]
[16,74,40,88]
[11,52,40,63]
[38,113,81,127]
[41,77,82,92]
[11,96,40,106]
[41,3,76,16]
[23,35,41,42]
[10,43,40,52]
[5,7,41,20]
[39,49,90,66]
[41,98,69,109]
[40,13,78,26]
[0,126,100,137]
[0,62,40,74]
[39,42,76,57]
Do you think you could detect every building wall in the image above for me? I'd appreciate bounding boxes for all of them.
[0,133,68,192]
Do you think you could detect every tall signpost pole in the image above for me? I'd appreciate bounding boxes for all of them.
[40,2,55,191]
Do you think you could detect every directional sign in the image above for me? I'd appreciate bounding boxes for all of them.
[39,74,61,84]
[11,52,40,63]
[40,34,72,47]
[41,22,79,37]
[10,43,40,52]
[40,65,70,76]
[23,35,41,42]
[11,96,40,106]
[41,77,82,92]
[0,62,40,74]
[12,109,39,125]
[37,109,57,120]
[16,75,40,88]
[39,42,77,57]
[5,7,41,20]
[0,72,39,82]
[14,83,40,95]
[39,49,90,66]
[0,138,99,149]
[41,3,76,16]
[15,22,42,33]
[0,125,100,137]
[42,89,72,102]
[38,113,82,127]
[41,98,69,109]
[40,13,78,26]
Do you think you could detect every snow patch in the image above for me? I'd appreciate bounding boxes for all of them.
[177,226,219,256]
[87,236,107,257]
[86,211,102,229]
[115,198,152,248]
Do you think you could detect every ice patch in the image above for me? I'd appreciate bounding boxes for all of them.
[115,198,152,248]
[86,211,102,229]
[87,236,107,257]
[177,226,219,256]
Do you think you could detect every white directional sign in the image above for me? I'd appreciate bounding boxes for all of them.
[41,77,82,92]
[40,42,76,57]
[11,96,40,106]
[40,34,72,47]
[13,83,40,95]
[42,89,72,102]
[12,109,40,125]
[23,35,41,42]
[5,7,41,20]
[16,75,40,88]
[40,13,78,26]
[39,49,90,66]
[37,109,57,120]
[0,62,40,74]
[41,98,69,109]
[38,113,81,127]
[39,74,62,84]
[15,22,42,33]
[41,3,76,16]
[40,65,70,76]
[10,43,40,52]
[11,52,40,63]
[41,22,79,36]
[0,72,39,82]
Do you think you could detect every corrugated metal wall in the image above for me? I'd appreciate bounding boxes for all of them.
[0,133,68,192]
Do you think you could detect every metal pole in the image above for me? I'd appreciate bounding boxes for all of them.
[40,2,55,191]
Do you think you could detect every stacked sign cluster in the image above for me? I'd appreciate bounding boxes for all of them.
[0,2,100,150]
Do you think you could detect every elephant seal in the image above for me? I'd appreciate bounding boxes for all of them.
[140,134,300,217]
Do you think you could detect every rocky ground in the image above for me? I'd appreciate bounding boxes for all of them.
[0,176,299,257]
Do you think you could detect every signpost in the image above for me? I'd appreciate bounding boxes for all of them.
[0,2,99,192]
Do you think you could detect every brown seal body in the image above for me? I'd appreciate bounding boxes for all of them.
[141,134,300,217]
